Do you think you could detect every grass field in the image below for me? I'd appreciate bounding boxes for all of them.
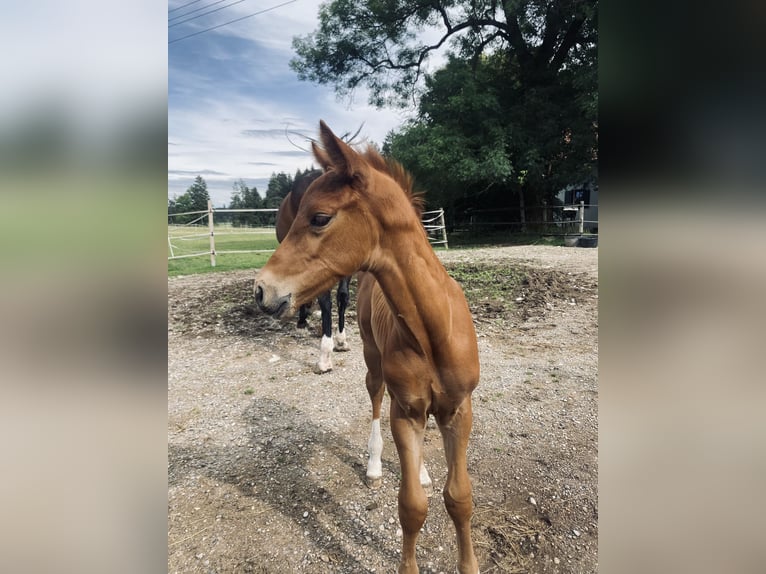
[167,223,568,277]
[168,224,278,276]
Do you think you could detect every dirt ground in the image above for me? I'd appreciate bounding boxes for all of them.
[168,245,598,573]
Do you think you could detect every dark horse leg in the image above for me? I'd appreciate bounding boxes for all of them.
[334,277,351,351]
[296,304,310,329]
[314,290,333,373]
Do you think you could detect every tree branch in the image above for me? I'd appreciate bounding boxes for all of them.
[501,2,531,65]
[437,3,452,31]
[470,30,504,70]
[549,14,586,71]
[360,17,510,73]
[537,3,562,65]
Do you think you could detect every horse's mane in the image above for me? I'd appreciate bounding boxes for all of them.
[361,147,426,217]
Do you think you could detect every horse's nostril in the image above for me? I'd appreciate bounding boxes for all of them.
[254,285,264,306]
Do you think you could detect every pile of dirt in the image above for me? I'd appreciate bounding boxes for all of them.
[169,262,595,339]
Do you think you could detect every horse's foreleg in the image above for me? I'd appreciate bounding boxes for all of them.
[365,367,385,488]
[438,397,479,574]
[314,291,333,373]
[334,277,351,351]
[391,401,428,574]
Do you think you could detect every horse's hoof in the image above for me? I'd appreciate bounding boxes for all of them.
[334,342,351,352]
[296,320,308,329]
[314,363,332,374]
[366,475,383,489]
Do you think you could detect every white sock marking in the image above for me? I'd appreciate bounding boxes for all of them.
[367,418,383,480]
[316,334,334,372]
[419,460,432,488]
[334,328,350,351]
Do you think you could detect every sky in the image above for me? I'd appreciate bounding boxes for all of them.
[168,0,424,207]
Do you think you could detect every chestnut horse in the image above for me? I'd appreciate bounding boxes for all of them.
[254,121,480,574]
[275,169,351,373]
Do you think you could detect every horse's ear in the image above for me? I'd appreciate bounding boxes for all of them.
[317,120,365,180]
[311,141,332,171]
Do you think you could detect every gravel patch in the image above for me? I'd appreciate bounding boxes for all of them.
[168,245,598,573]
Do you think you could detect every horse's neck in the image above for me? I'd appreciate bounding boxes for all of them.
[370,228,454,352]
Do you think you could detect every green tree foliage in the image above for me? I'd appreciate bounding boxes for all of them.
[263,168,320,209]
[223,169,320,227]
[228,179,266,226]
[385,49,596,228]
[384,55,513,225]
[264,172,294,209]
[168,175,210,224]
[293,0,596,106]
[186,175,211,211]
[293,0,597,229]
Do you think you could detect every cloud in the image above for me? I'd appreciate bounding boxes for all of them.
[168,169,228,177]
[269,150,313,158]
[241,129,286,138]
[168,0,424,207]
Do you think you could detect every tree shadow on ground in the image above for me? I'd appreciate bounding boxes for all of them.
[168,397,401,572]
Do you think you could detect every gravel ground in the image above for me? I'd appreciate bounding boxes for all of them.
[168,245,598,573]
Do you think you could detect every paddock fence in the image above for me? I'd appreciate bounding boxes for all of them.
[168,202,449,267]
[457,201,598,234]
[421,209,449,248]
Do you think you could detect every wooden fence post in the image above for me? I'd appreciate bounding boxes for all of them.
[579,201,585,234]
[208,200,216,267]
[439,208,449,249]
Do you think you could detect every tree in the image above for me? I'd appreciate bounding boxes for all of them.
[384,54,514,227]
[262,168,322,209]
[264,172,294,209]
[168,175,211,224]
[385,49,595,229]
[186,175,210,211]
[293,0,597,228]
[229,179,265,226]
[292,0,597,107]
[167,198,177,223]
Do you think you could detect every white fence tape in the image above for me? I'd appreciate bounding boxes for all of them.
[168,206,448,263]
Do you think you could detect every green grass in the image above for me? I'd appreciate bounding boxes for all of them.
[167,224,565,276]
[444,262,527,303]
[168,224,278,276]
[168,252,273,276]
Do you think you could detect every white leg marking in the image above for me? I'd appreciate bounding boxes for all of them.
[420,459,433,497]
[334,328,350,351]
[419,460,432,488]
[366,418,383,487]
[314,335,334,373]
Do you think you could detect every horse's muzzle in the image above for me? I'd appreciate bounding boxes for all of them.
[254,282,292,318]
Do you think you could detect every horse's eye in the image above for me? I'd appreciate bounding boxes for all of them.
[310,213,332,228]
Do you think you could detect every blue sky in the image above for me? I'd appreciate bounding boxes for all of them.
[168,0,420,207]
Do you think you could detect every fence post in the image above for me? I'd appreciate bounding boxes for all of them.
[208,200,216,267]
[579,201,585,234]
[439,208,449,249]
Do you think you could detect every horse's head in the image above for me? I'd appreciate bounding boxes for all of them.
[254,121,378,318]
